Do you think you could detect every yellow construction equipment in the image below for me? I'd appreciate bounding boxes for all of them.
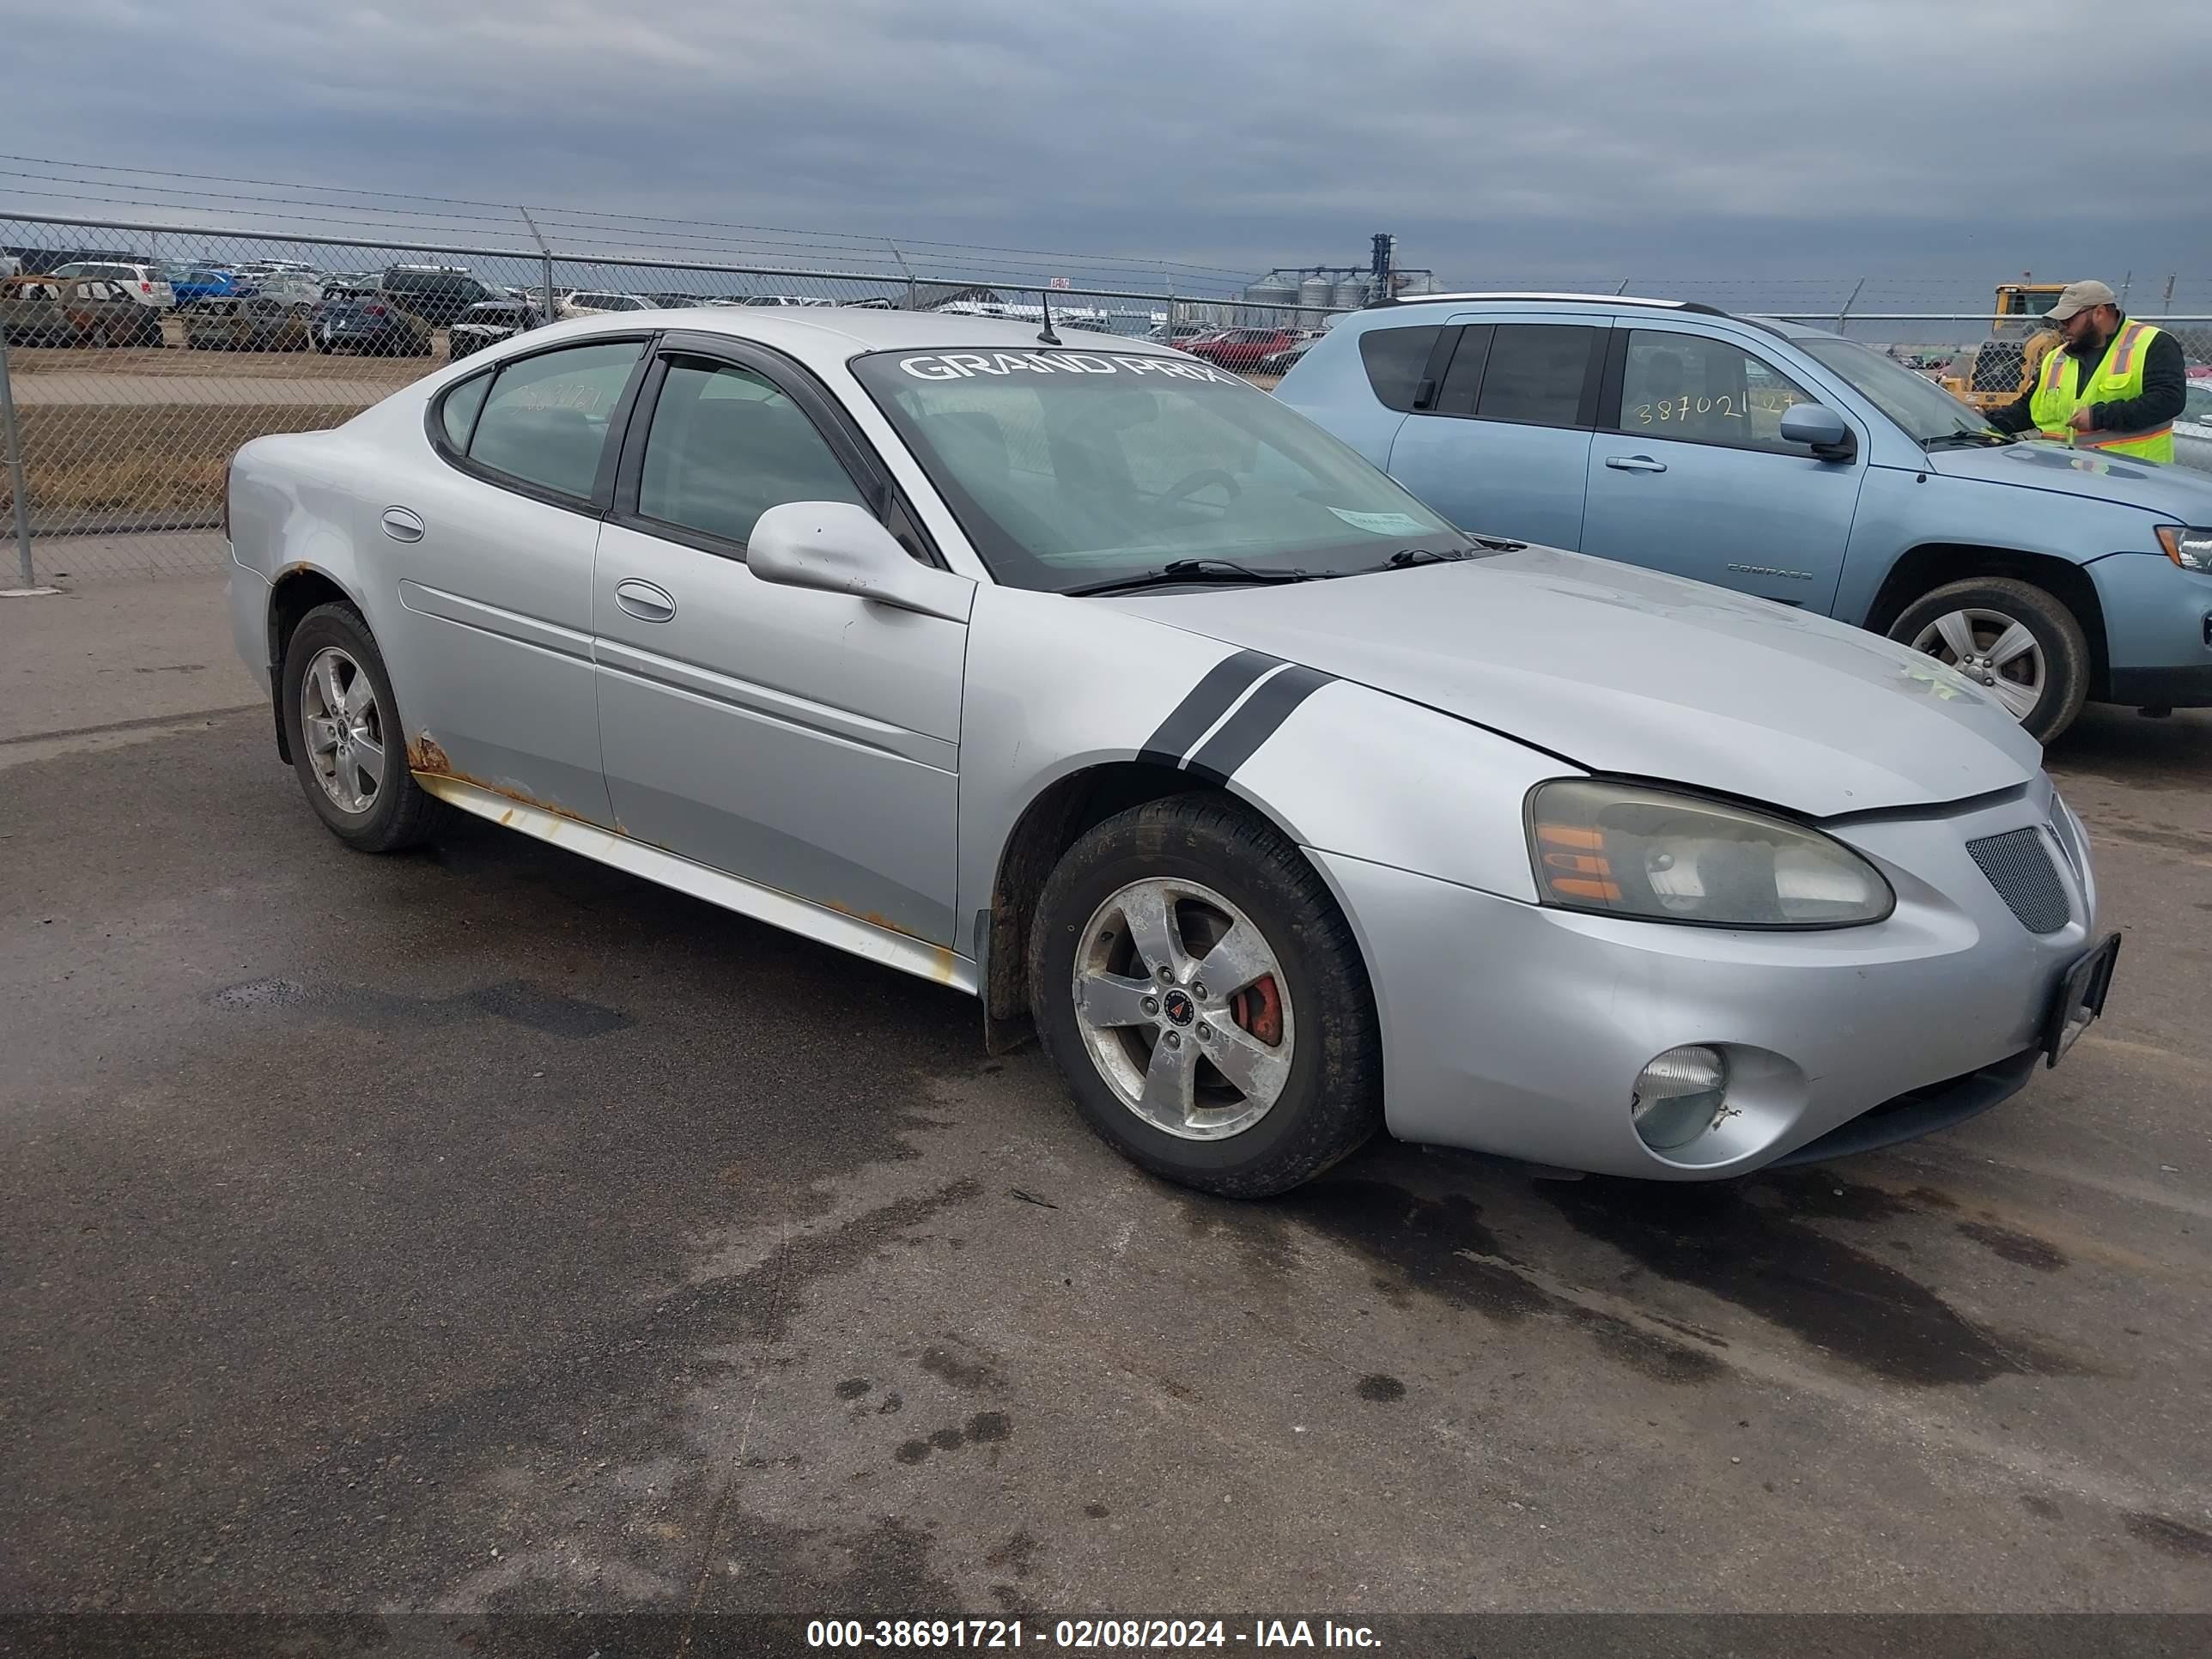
[1939,280,2069,411]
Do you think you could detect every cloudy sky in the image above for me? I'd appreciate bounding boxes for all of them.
[7,0,2211,296]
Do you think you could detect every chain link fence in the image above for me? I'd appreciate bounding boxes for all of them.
[0,211,1348,582]
[3,208,2209,586]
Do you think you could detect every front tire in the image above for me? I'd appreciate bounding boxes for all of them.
[1887,577,2089,743]
[1029,795,1382,1197]
[281,603,448,852]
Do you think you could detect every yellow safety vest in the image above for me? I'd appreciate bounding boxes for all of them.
[2028,319,2175,463]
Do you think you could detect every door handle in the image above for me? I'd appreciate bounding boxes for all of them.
[380,507,426,542]
[1604,455,1668,474]
[613,578,678,623]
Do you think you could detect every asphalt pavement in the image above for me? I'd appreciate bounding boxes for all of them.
[3,574,2209,1632]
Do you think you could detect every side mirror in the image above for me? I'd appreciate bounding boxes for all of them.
[1779,403,1856,461]
[747,501,975,623]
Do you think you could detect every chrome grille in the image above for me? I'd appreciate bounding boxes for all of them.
[1967,828,2070,934]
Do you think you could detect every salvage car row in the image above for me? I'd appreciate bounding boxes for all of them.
[224,303,2140,1199]
[0,257,892,356]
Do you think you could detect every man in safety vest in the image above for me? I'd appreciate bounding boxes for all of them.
[1985,279,2185,463]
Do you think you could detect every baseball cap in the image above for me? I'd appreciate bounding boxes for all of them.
[2049,279,2117,321]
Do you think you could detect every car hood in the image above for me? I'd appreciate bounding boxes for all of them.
[1926,438,2212,520]
[1108,548,2043,818]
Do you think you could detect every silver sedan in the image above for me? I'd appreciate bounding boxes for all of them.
[223,308,2116,1194]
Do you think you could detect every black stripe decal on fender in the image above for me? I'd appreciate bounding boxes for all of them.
[1136,648,1282,769]
[1183,665,1335,784]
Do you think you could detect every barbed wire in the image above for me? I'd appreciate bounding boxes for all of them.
[3,157,2200,307]
[0,155,1257,283]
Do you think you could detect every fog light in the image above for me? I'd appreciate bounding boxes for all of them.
[1632,1046,1730,1152]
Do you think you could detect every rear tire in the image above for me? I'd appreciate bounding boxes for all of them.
[1887,577,2089,744]
[1028,794,1382,1197]
[281,602,449,853]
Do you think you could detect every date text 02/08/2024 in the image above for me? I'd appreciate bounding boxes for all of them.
[805,1619,1382,1649]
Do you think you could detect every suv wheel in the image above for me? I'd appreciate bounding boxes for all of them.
[1887,577,2090,744]
[1029,795,1382,1197]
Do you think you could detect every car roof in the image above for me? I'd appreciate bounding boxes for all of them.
[501,306,1182,374]
[1369,290,1728,315]
[1358,290,1825,343]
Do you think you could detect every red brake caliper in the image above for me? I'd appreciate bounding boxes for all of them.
[1229,976,1284,1045]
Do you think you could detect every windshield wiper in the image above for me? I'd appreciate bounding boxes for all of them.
[1921,430,2014,450]
[1374,546,1473,569]
[1063,558,1320,597]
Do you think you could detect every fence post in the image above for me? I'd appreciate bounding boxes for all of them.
[1835,276,1867,333]
[518,206,556,325]
[0,328,33,589]
[885,240,916,312]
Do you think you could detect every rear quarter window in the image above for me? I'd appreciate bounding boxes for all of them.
[438,371,493,452]
[1358,325,1442,412]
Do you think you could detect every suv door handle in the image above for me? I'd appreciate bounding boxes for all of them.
[380,507,426,542]
[614,579,678,623]
[1604,455,1668,474]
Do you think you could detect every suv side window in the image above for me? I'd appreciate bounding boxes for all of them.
[464,341,645,501]
[637,358,867,548]
[1617,330,1820,453]
[1473,325,1599,426]
[1358,325,1442,412]
[1431,325,1492,416]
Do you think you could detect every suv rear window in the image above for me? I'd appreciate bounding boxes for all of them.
[1358,325,1441,412]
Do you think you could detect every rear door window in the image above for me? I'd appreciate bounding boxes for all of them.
[463,340,645,501]
[1474,325,1600,427]
[1431,325,1494,416]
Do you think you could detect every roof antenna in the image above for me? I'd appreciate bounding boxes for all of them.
[1037,287,1063,347]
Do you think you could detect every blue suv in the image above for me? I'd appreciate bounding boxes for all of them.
[1276,294,2212,742]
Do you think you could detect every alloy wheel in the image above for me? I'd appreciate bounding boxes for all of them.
[1910,607,2045,721]
[1071,878,1294,1141]
[300,646,386,815]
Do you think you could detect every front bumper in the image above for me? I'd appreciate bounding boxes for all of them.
[1316,777,2097,1179]
[2089,551,2212,705]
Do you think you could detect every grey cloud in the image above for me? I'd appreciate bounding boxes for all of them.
[8,0,2210,294]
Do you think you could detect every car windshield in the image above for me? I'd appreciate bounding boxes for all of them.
[2185,383,2212,422]
[1792,334,1995,442]
[851,347,1474,592]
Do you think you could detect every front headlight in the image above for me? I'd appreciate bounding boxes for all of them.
[2155,526,2212,573]
[1526,780,1894,928]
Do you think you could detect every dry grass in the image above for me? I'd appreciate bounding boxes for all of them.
[6,336,439,382]
[3,404,365,529]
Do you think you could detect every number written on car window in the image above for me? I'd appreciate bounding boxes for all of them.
[1620,331,1818,453]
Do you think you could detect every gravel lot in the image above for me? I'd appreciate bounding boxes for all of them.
[2,574,2208,1642]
